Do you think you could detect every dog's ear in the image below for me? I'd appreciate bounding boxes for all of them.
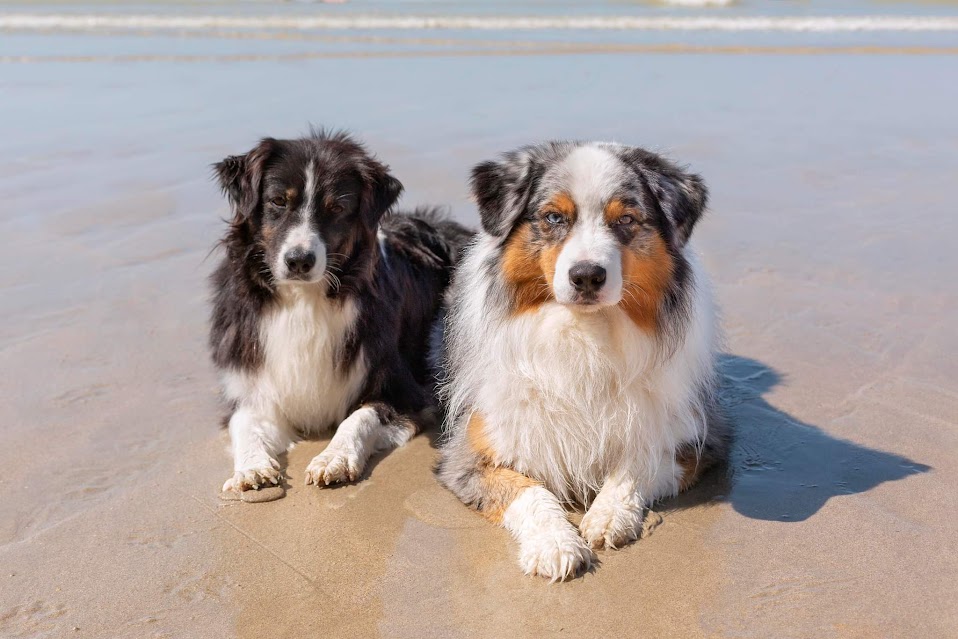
[213,138,276,220]
[471,149,541,238]
[616,146,708,247]
[359,161,403,229]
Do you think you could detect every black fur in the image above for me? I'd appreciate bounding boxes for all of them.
[614,146,708,248]
[338,207,472,416]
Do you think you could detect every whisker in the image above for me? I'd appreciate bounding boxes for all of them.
[622,277,651,298]
[323,270,343,293]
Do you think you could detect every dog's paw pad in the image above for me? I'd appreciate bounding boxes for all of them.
[222,464,282,494]
[517,526,594,582]
[304,449,362,487]
[579,501,643,550]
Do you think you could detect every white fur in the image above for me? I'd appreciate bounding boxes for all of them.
[274,160,326,283]
[222,284,368,491]
[502,486,594,581]
[304,405,414,485]
[578,471,646,549]
[222,406,285,492]
[446,236,717,506]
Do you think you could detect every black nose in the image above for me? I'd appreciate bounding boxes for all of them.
[569,261,607,294]
[284,248,316,276]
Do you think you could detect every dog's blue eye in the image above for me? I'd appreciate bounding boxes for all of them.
[545,212,564,226]
[616,214,636,226]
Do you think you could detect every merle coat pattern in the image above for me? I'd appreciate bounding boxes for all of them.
[433,140,728,580]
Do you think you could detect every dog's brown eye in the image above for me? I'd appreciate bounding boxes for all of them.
[270,196,287,207]
[328,203,344,214]
[616,214,637,226]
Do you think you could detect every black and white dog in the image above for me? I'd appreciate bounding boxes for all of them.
[210,130,470,494]
[435,141,729,580]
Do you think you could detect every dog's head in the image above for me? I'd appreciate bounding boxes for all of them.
[472,141,707,325]
[214,130,402,287]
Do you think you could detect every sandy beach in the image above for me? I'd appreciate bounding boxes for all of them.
[2,2,957,637]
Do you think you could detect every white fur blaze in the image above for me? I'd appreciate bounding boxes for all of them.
[551,145,626,306]
[274,160,327,283]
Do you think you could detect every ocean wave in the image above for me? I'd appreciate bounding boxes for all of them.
[1,14,957,32]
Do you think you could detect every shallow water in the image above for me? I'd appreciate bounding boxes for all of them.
[1,3,957,638]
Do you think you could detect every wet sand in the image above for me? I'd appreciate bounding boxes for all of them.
[2,10,957,638]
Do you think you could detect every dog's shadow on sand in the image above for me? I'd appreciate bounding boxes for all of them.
[668,354,931,522]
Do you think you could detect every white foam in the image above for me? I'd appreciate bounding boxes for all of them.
[1,14,957,33]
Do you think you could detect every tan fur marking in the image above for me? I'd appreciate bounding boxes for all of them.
[466,413,540,524]
[501,194,578,313]
[545,192,577,220]
[538,192,577,288]
[604,198,634,225]
[619,233,674,333]
[501,224,553,313]
[466,411,498,460]
[676,446,713,493]
[261,220,279,244]
[538,243,562,288]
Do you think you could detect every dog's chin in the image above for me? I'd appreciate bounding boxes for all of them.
[562,300,603,314]
[275,272,325,287]
[556,293,621,313]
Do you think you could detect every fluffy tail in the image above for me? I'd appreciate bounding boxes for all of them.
[384,207,475,271]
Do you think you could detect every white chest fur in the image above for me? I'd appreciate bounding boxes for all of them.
[223,286,367,433]
[472,299,715,504]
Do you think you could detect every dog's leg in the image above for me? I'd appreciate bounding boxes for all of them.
[578,471,647,550]
[579,451,679,549]
[304,403,417,486]
[438,413,594,581]
[222,405,292,493]
[580,410,729,549]
[501,482,595,581]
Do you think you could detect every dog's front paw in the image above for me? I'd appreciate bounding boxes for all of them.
[517,524,594,581]
[304,447,362,486]
[579,499,644,550]
[222,462,282,493]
